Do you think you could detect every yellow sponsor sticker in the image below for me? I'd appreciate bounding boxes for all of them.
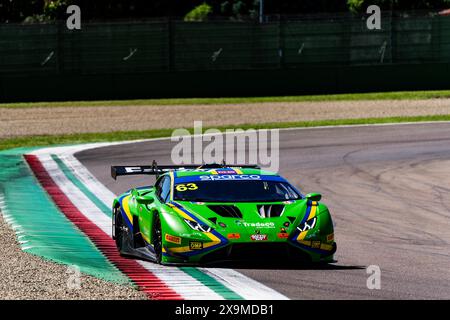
[312,240,321,249]
[165,234,181,244]
[189,241,203,250]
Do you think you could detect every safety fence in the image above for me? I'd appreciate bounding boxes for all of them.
[1,12,450,101]
[1,12,450,76]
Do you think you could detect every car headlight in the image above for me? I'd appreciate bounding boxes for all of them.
[184,218,213,233]
[297,217,317,232]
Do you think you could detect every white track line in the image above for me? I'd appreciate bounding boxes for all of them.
[58,154,116,209]
[38,154,112,235]
[199,267,288,300]
[31,142,289,300]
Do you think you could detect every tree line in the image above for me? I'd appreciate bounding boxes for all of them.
[1,0,449,23]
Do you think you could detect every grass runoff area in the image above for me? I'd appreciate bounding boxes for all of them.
[2,90,450,108]
[1,115,450,151]
[1,90,450,150]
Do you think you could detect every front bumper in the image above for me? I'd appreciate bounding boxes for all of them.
[162,240,336,265]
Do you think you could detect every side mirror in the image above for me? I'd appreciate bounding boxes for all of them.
[131,189,155,204]
[305,193,322,202]
[136,196,154,204]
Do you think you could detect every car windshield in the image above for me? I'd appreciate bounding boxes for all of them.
[173,180,301,203]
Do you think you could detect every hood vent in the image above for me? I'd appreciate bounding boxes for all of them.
[208,217,217,224]
[257,204,285,218]
[287,216,296,223]
[207,205,243,218]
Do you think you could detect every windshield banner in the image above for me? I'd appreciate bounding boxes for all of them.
[174,174,286,183]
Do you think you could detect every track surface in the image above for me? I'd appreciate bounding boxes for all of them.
[76,123,450,299]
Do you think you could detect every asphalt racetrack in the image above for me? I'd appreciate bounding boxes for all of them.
[76,123,450,299]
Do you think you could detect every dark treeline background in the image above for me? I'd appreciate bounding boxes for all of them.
[1,0,450,23]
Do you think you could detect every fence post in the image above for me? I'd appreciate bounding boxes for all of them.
[168,17,174,72]
[57,20,63,75]
[432,14,441,62]
[259,0,264,24]
[343,14,352,66]
[279,15,285,69]
[390,11,397,63]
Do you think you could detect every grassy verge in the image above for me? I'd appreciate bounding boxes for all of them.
[2,90,450,108]
[1,115,450,151]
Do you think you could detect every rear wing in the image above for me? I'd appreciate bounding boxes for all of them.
[111,161,260,180]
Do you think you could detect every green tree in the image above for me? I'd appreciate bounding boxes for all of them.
[348,0,450,13]
[43,0,69,19]
[184,3,213,21]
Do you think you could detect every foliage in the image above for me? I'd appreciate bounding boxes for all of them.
[184,3,212,21]
[348,0,450,13]
[1,0,450,23]
[43,0,69,19]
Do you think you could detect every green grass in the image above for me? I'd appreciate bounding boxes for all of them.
[2,90,450,108]
[1,114,450,151]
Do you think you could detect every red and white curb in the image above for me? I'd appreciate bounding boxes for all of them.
[27,140,289,300]
[25,154,181,300]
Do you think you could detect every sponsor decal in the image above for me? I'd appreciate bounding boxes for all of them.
[243,222,275,228]
[219,222,227,228]
[297,217,317,232]
[283,221,290,227]
[227,233,241,239]
[165,234,182,244]
[175,183,198,191]
[214,169,237,175]
[189,241,203,250]
[250,234,268,241]
[327,233,334,242]
[125,167,147,173]
[199,174,261,181]
[277,233,289,239]
[312,241,321,249]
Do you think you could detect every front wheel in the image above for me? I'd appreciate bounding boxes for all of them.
[114,207,125,252]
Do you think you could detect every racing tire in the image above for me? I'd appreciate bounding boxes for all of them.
[152,212,163,264]
[114,207,125,253]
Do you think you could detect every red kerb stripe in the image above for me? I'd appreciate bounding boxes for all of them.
[24,154,182,300]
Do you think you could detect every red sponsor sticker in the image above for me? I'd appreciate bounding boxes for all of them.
[277,233,289,239]
[227,233,241,239]
[165,234,181,244]
[327,233,334,242]
[250,234,268,241]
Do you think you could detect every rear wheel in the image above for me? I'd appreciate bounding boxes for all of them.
[153,212,163,264]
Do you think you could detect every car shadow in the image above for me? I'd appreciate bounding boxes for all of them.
[199,261,365,271]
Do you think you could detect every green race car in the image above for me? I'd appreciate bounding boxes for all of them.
[111,163,336,265]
